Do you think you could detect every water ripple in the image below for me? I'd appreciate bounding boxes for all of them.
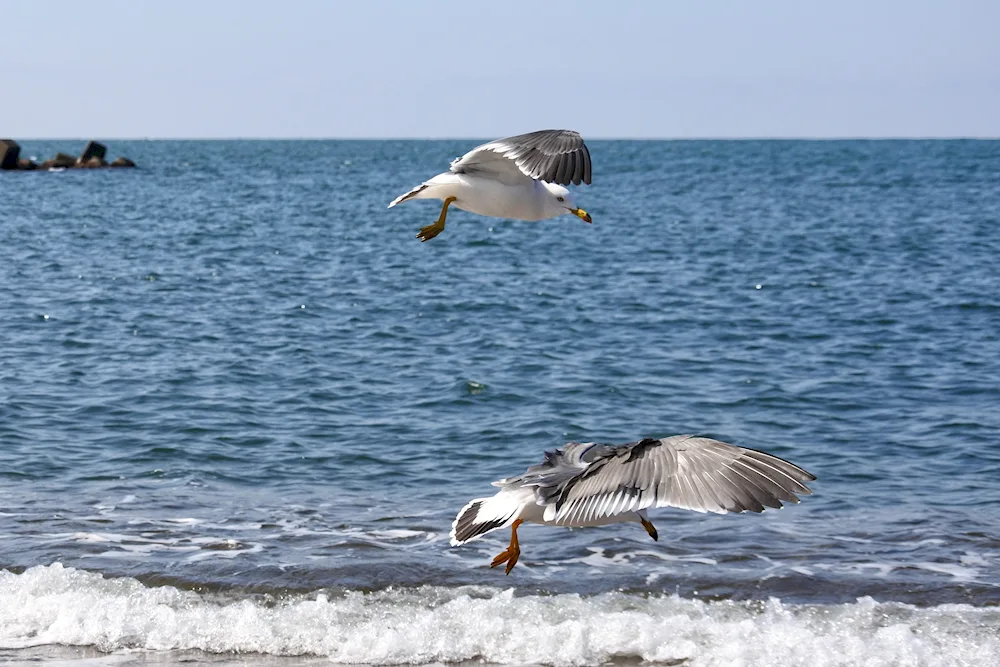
[2,140,999,604]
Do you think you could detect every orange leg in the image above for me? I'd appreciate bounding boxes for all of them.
[490,519,524,575]
[416,196,457,242]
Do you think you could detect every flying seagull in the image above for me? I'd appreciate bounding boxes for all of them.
[450,435,816,574]
[388,129,593,242]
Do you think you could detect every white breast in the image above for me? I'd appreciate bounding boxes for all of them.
[447,174,555,221]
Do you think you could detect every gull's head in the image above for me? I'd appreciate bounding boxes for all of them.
[543,183,591,223]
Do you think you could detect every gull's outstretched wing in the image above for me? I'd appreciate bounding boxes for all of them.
[450,130,592,186]
[521,435,815,525]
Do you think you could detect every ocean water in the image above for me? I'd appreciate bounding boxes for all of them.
[1,139,999,666]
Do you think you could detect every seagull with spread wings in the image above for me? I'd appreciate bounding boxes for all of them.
[388,129,593,242]
[451,435,816,574]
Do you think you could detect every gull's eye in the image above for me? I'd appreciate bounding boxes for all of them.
[557,196,565,202]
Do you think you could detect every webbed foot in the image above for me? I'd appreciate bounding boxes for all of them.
[416,220,445,242]
[489,519,524,574]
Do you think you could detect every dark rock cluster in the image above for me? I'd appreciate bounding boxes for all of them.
[0,140,136,171]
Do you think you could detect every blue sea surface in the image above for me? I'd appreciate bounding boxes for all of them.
[1,139,999,665]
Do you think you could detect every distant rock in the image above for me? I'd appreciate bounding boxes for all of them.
[78,156,107,169]
[40,153,77,169]
[0,139,20,170]
[2,139,136,171]
[78,141,107,165]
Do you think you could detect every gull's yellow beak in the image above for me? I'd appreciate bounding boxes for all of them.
[571,208,592,224]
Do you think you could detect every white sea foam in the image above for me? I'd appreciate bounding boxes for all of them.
[578,546,717,568]
[1,564,998,667]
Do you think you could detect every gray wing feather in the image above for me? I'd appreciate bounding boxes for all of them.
[493,441,598,493]
[514,435,815,525]
[450,129,592,186]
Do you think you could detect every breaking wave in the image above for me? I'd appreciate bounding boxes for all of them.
[1,564,998,666]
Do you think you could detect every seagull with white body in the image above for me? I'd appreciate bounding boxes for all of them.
[451,435,816,574]
[388,129,593,242]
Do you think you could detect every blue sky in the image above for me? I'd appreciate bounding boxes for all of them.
[3,1,998,138]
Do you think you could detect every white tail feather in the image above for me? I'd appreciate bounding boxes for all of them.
[449,492,524,546]
[387,183,429,208]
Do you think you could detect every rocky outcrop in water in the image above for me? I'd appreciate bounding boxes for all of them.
[77,156,108,169]
[0,139,136,170]
[0,139,20,169]
[77,140,107,165]
[40,153,77,169]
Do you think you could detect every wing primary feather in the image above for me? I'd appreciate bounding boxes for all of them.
[685,451,724,511]
[554,158,570,185]
[725,464,778,512]
[572,148,584,184]
[603,489,622,516]
[669,467,702,512]
[690,467,727,514]
[597,491,615,519]
[705,467,750,513]
[740,450,816,492]
[564,152,577,186]
[730,460,794,506]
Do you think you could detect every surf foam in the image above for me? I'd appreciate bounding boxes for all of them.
[1,564,997,666]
